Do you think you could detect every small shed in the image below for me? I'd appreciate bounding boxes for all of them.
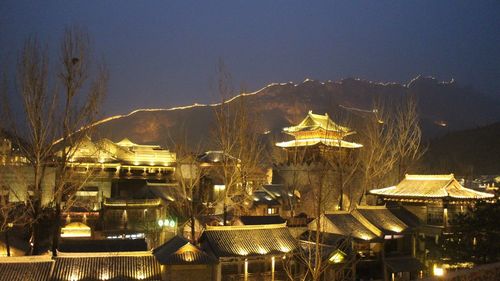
[153,236,219,281]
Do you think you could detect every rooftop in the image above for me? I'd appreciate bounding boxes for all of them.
[52,252,161,281]
[283,111,353,135]
[322,212,381,241]
[153,236,218,265]
[370,174,495,201]
[353,206,408,234]
[0,256,53,281]
[238,216,286,225]
[200,223,297,258]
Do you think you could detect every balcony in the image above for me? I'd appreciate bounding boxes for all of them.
[103,198,162,208]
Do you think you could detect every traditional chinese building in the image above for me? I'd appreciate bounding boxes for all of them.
[273,111,362,214]
[275,110,362,163]
[369,174,495,277]
[307,207,423,281]
[58,137,177,247]
[200,223,298,281]
[153,235,219,281]
[369,174,495,234]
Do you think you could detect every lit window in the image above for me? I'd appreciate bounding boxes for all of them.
[267,207,278,215]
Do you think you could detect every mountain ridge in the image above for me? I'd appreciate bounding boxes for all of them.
[92,76,500,148]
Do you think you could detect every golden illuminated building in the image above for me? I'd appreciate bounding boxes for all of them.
[276,111,361,164]
[276,110,362,149]
[370,174,495,235]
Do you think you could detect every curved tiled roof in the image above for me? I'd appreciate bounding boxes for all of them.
[52,252,161,281]
[353,206,408,234]
[370,174,494,200]
[201,224,297,258]
[283,111,352,134]
[0,257,53,281]
[323,213,381,241]
[153,236,218,265]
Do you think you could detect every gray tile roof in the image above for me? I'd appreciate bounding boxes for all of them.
[238,215,286,225]
[51,252,162,281]
[201,224,298,258]
[370,174,494,200]
[323,212,381,241]
[0,257,53,281]
[354,206,409,234]
[386,206,421,228]
[153,236,218,265]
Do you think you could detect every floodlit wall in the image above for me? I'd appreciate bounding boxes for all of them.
[0,166,55,206]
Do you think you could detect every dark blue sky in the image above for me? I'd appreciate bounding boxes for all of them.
[1,1,499,116]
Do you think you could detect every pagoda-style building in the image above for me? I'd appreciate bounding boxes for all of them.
[276,111,362,163]
[370,174,494,234]
[273,111,362,214]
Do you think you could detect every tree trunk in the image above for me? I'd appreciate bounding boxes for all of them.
[5,230,10,257]
[223,203,228,226]
[51,202,61,257]
[30,199,43,255]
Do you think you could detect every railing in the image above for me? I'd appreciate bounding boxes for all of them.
[103,198,161,208]
[223,271,289,281]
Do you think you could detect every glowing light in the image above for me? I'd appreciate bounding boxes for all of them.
[360,234,371,241]
[433,264,445,277]
[158,220,164,227]
[238,249,249,256]
[279,245,290,253]
[214,185,225,191]
[100,271,109,280]
[329,250,346,264]
[257,247,268,254]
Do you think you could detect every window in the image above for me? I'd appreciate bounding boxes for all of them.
[266,207,278,215]
[427,206,444,225]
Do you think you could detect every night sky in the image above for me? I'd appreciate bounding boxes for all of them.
[1,1,499,117]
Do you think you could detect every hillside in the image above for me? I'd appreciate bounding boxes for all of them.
[92,76,500,150]
[423,122,500,175]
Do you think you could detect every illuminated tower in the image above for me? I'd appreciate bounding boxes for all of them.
[276,110,362,163]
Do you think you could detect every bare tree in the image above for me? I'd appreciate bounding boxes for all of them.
[50,26,107,256]
[394,94,424,180]
[212,60,264,224]
[171,136,206,243]
[1,26,107,255]
[357,101,398,205]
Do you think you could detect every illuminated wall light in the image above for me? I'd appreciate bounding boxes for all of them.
[257,247,268,254]
[279,245,290,253]
[360,234,371,241]
[214,185,225,191]
[100,271,109,280]
[328,250,346,264]
[271,256,275,281]
[244,258,248,281]
[433,264,445,277]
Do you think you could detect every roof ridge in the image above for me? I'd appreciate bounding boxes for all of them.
[56,251,153,257]
[0,256,53,263]
[205,223,287,231]
[405,174,454,180]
